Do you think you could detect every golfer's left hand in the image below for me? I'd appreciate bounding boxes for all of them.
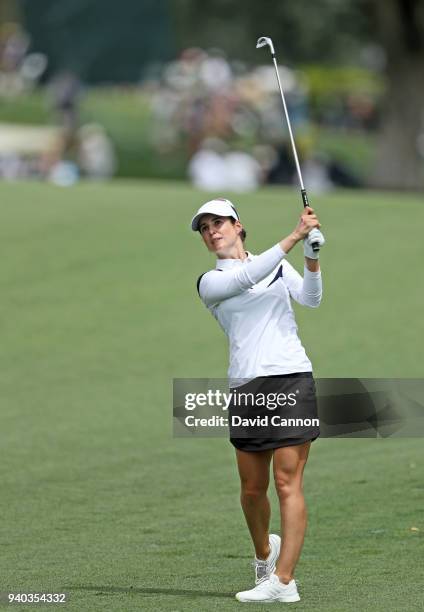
[304,228,325,259]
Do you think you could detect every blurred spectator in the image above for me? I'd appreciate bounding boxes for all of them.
[77,123,117,180]
[49,71,82,156]
[328,159,361,188]
[267,142,296,185]
[20,53,48,89]
[48,160,79,187]
[199,49,232,92]
[0,152,24,180]
[188,138,261,192]
[0,22,29,72]
[0,22,30,96]
[188,138,228,190]
[301,154,334,194]
[224,151,261,192]
[163,47,206,91]
[189,148,228,191]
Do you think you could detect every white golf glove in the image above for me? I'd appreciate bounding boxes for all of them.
[303,228,325,259]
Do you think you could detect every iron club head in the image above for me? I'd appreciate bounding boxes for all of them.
[256,36,275,55]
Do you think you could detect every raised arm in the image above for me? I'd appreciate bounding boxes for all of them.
[198,243,286,306]
[282,260,322,308]
[282,207,324,307]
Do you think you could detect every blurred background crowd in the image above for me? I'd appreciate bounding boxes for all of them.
[0,0,423,191]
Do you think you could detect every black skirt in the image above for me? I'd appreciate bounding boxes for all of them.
[228,373,320,452]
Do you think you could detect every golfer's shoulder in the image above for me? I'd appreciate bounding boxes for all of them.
[196,268,222,295]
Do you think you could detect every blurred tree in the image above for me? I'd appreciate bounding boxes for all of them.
[20,0,174,82]
[366,0,424,190]
[171,0,368,65]
[0,0,20,23]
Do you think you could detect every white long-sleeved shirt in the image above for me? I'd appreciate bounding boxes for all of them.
[197,244,322,387]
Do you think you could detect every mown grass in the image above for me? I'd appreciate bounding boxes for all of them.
[0,179,422,611]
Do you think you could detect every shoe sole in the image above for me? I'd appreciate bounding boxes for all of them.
[235,594,300,603]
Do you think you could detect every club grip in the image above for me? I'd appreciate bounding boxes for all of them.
[301,189,320,252]
[301,189,309,208]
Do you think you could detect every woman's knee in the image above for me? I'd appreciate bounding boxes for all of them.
[273,471,301,500]
[240,479,269,500]
[236,449,272,500]
[272,443,309,500]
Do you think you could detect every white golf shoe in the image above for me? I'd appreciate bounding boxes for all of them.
[235,573,300,603]
[253,533,281,584]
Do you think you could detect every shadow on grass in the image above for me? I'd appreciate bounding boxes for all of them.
[64,585,234,599]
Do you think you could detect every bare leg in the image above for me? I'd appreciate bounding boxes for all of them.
[272,441,311,583]
[235,448,273,559]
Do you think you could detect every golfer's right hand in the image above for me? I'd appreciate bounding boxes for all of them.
[293,206,321,241]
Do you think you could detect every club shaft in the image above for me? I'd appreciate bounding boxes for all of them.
[271,56,305,192]
[261,40,319,251]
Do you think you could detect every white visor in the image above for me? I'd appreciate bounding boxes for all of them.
[191,198,240,231]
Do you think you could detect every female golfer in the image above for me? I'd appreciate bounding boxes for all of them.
[191,198,325,603]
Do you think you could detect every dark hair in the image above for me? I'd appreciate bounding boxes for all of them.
[230,217,247,242]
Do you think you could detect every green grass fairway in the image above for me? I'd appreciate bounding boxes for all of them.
[0,180,423,612]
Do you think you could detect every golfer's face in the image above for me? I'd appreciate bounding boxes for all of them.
[199,214,240,256]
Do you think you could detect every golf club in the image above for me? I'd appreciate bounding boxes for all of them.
[256,36,320,252]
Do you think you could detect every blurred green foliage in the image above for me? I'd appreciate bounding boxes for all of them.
[0,91,49,124]
[314,128,376,179]
[303,65,383,110]
[305,66,382,96]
